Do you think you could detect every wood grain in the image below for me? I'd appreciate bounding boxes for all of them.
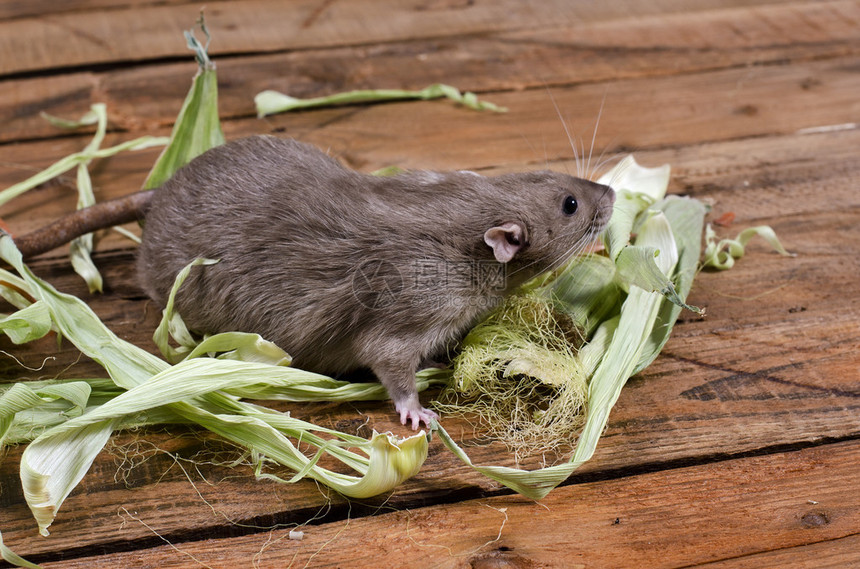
[3,1,858,144]
[3,51,859,243]
[0,0,809,76]
[697,535,860,569]
[34,441,860,568]
[1,123,857,559]
[1,1,858,566]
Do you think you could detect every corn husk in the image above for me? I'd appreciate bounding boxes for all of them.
[435,157,709,499]
[0,235,438,540]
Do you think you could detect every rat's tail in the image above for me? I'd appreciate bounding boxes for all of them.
[12,190,155,259]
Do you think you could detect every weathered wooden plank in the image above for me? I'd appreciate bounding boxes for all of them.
[3,52,859,247]
[1,7,858,562]
[0,0,808,76]
[3,0,858,144]
[32,440,860,568]
[1,1,856,566]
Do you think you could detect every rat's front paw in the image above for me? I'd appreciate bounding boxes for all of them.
[395,398,438,430]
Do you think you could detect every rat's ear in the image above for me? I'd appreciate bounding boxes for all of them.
[484,221,527,263]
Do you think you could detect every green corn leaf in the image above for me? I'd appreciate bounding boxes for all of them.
[69,161,103,293]
[370,165,408,177]
[153,258,294,366]
[0,377,185,449]
[142,19,225,190]
[0,136,166,210]
[631,196,707,374]
[601,189,652,261]
[152,257,218,362]
[0,235,168,390]
[568,210,681,468]
[69,102,108,292]
[1,384,51,449]
[255,83,507,117]
[185,332,292,367]
[43,103,107,293]
[598,154,671,201]
[615,230,702,314]
[0,531,40,569]
[0,268,35,310]
[596,156,670,261]
[543,254,621,335]
[39,108,101,130]
[0,235,432,536]
[0,302,52,344]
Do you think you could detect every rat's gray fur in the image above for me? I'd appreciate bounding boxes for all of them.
[138,135,614,427]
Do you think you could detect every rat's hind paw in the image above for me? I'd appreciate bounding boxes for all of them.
[395,399,438,430]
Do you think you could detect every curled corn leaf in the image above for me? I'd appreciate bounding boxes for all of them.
[703,224,794,270]
[0,532,40,569]
[0,302,52,344]
[152,257,218,362]
[40,103,108,293]
[153,257,294,367]
[70,107,106,293]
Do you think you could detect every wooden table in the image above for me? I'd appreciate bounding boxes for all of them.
[1,1,858,567]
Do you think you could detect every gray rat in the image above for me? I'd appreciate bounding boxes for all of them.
[14,135,616,429]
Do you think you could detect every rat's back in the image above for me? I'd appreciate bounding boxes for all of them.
[138,136,372,367]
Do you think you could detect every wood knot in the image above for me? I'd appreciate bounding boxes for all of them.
[800,77,822,90]
[469,548,538,569]
[734,104,759,116]
[800,511,830,528]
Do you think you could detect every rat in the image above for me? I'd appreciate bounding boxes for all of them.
[13,135,616,429]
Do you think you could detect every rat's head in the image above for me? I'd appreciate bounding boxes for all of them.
[481,170,616,287]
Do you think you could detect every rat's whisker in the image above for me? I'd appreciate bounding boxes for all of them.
[547,88,583,178]
[585,94,606,180]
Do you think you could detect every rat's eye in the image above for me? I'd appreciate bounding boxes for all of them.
[562,195,578,216]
